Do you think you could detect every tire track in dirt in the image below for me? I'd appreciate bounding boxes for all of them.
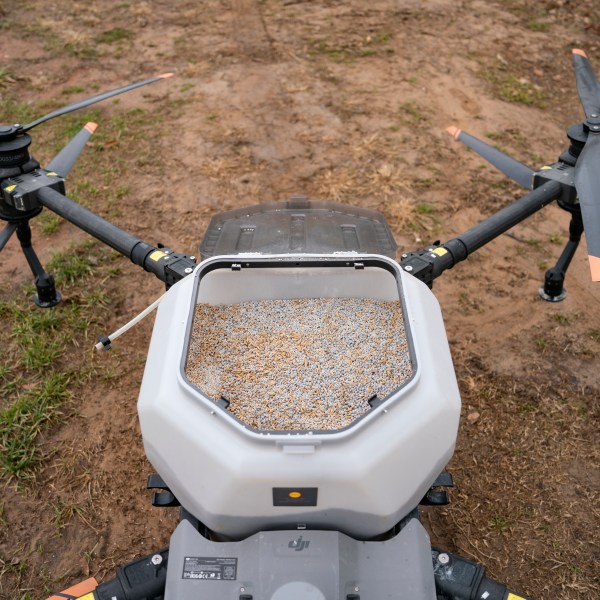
[231,0,275,61]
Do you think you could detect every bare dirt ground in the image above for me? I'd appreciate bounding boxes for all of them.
[0,0,599,598]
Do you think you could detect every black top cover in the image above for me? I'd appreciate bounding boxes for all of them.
[199,196,398,260]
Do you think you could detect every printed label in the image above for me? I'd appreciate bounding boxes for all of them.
[182,556,237,581]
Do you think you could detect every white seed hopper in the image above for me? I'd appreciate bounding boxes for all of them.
[138,240,461,539]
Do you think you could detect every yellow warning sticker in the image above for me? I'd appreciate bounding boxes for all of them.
[5,185,16,192]
[77,595,95,600]
[540,165,552,170]
[149,250,167,261]
[46,171,58,177]
[507,594,526,600]
[432,247,448,257]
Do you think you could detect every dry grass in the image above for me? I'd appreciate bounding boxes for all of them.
[424,356,600,599]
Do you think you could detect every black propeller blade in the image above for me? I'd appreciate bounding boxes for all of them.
[21,73,173,133]
[446,126,534,190]
[572,49,600,126]
[572,49,600,281]
[46,122,97,178]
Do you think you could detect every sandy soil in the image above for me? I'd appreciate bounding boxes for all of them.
[0,1,599,599]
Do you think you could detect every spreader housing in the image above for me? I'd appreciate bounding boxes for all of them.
[138,249,461,540]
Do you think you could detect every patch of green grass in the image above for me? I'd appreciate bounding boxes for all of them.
[0,558,28,593]
[63,85,85,95]
[525,238,542,248]
[485,131,505,141]
[415,202,435,214]
[23,20,94,59]
[47,244,95,286]
[458,292,470,306]
[491,513,509,531]
[2,99,37,126]
[95,28,134,44]
[414,177,435,189]
[62,109,101,138]
[489,179,513,190]
[63,41,97,60]
[483,68,545,107]
[373,32,391,44]
[0,67,15,88]
[552,312,581,326]
[81,544,98,575]
[0,372,72,476]
[0,242,115,478]
[37,211,62,235]
[313,40,349,61]
[398,101,427,125]
[549,232,563,244]
[19,334,64,371]
[531,153,544,164]
[47,109,102,159]
[587,329,600,343]
[527,19,550,32]
[552,314,570,326]
[311,33,393,62]
[359,32,393,57]
[52,496,78,532]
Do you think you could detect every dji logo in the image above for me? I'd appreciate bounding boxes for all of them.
[288,536,310,551]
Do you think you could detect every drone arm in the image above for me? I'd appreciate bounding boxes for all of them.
[440,180,562,268]
[400,180,563,284]
[36,187,194,285]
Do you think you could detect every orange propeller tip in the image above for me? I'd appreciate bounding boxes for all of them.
[572,48,587,58]
[589,255,600,282]
[446,126,461,140]
[158,72,174,79]
[84,122,98,133]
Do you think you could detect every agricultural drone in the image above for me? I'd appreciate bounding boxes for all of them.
[1,49,598,600]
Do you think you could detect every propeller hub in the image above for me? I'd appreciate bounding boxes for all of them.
[0,124,23,142]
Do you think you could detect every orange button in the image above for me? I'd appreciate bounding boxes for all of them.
[289,491,302,499]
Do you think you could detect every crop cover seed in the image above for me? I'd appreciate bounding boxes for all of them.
[186,298,412,430]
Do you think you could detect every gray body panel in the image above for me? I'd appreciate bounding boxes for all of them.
[166,518,436,599]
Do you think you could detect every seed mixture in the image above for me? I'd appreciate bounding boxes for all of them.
[185,298,412,430]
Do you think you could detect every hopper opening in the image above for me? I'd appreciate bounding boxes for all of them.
[183,260,414,432]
